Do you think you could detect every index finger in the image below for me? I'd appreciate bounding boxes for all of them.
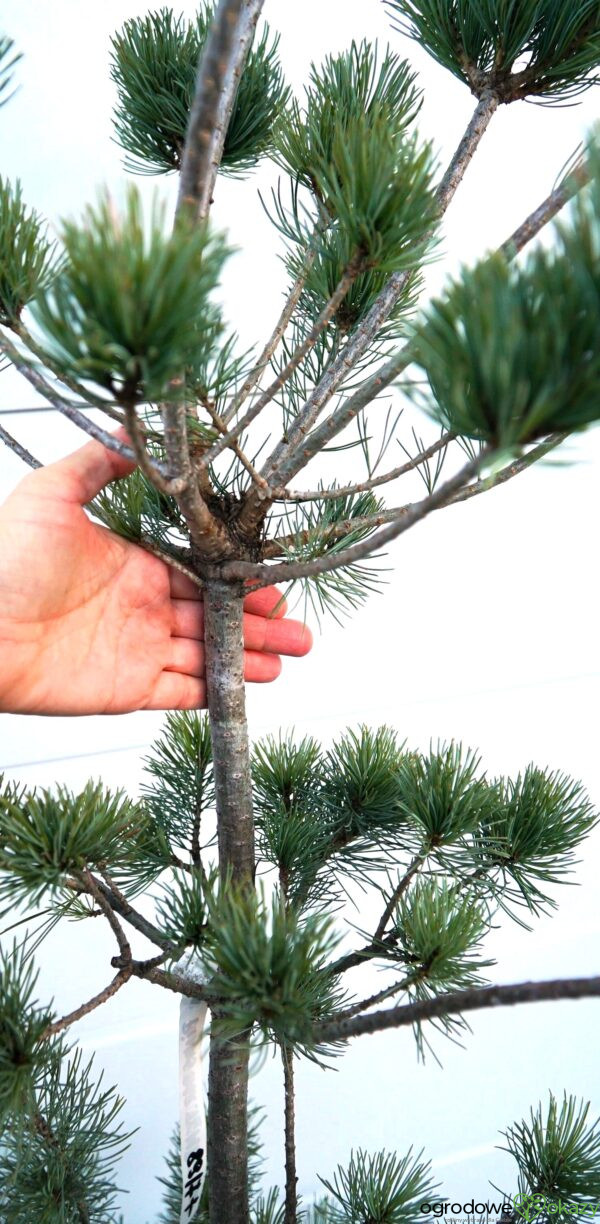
[168,571,288,620]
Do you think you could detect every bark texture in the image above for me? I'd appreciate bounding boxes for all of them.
[203,579,255,1224]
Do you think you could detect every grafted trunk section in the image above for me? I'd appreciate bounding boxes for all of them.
[203,578,255,1224]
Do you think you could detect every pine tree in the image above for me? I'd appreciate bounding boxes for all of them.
[2,5,600,1222]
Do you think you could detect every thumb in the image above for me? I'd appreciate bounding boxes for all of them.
[27,428,137,505]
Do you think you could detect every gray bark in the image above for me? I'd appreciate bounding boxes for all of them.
[203,578,255,1224]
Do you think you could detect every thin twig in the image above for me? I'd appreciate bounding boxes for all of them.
[372,855,426,945]
[269,432,456,503]
[198,252,366,474]
[0,423,42,469]
[200,396,269,489]
[78,869,132,963]
[221,247,319,428]
[312,974,600,1045]
[136,536,205,589]
[40,969,132,1039]
[327,973,417,1024]
[14,322,126,422]
[175,0,264,224]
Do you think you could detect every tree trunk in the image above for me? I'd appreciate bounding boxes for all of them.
[203,578,255,1224]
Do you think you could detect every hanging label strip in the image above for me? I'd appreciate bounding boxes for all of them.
[178,962,209,1224]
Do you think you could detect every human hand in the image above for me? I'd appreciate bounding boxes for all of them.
[0,431,312,715]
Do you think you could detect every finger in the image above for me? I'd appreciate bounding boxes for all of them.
[170,599,313,657]
[171,598,203,639]
[30,427,136,505]
[166,638,282,682]
[240,611,313,656]
[144,672,207,711]
[243,585,288,618]
[168,575,288,609]
[169,568,203,600]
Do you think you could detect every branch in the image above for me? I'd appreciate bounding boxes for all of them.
[500,160,590,259]
[322,930,402,980]
[268,432,455,503]
[170,2,266,551]
[436,89,499,211]
[78,868,132,963]
[159,396,235,560]
[14,322,126,422]
[124,401,189,497]
[245,91,499,513]
[443,433,569,507]
[311,974,600,1045]
[260,141,592,485]
[175,0,264,224]
[217,451,485,583]
[40,969,132,1040]
[65,874,175,953]
[372,854,425,945]
[0,423,42,469]
[282,1042,298,1224]
[221,247,319,428]
[200,251,367,478]
[266,432,569,558]
[111,951,219,1003]
[0,328,170,474]
[326,973,416,1024]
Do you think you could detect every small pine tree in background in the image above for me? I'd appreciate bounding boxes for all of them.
[2,5,600,1221]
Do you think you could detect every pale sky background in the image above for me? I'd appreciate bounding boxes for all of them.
[1,1,600,1220]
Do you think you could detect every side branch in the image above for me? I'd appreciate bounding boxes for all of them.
[258,145,591,484]
[40,969,132,1040]
[65,874,175,953]
[0,329,162,473]
[0,423,42,469]
[444,433,569,507]
[500,160,590,259]
[218,451,485,583]
[221,249,319,428]
[243,91,499,514]
[311,974,600,1044]
[198,253,366,472]
[269,432,455,503]
[263,434,566,557]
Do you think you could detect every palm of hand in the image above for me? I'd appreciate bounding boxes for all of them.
[0,436,311,717]
[0,472,179,715]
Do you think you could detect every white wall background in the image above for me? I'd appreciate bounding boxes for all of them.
[1,1,600,1219]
